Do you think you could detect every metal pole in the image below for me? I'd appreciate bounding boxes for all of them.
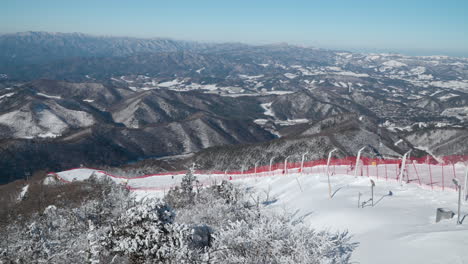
[327,149,337,198]
[458,186,462,224]
[284,156,290,175]
[354,147,366,178]
[254,161,259,177]
[370,179,375,207]
[269,157,275,172]
[399,150,411,185]
[453,179,461,224]
[464,166,468,201]
[301,152,309,174]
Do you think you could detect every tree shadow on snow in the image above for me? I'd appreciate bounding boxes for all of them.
[262,198,278,206]
[331,185,348,198]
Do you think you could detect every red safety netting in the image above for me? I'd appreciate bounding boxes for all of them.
[50,155,468,192]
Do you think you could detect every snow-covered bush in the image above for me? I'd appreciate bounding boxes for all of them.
[102,199,194,263]
[176,180,258,228]
[212,214,357,264]
[175,181,357,263]
[0,177,132,263]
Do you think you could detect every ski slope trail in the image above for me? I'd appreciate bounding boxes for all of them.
[235,173,468,264]
[51,167,468,263]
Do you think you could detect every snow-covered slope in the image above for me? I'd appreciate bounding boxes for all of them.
[0,101,94,139]
[53,165,468,264]
[239,173,468,264]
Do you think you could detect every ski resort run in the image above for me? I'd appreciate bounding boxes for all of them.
[49,155,468,264]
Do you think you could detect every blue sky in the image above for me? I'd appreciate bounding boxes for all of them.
[2,0,468,56]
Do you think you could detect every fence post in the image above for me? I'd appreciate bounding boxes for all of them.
[452,164,457,182]
[453,179,462,224]
[284,156,290,175]
[327,149,337,198]
[354,147,366,178]
[301,152,308,175]
[399,150,411,185]
[269,157,275,176]
[254,161,259,177]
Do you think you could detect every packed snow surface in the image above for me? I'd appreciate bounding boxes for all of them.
[234,173,468,264]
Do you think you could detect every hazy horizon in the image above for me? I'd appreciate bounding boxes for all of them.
[2,0,468,57]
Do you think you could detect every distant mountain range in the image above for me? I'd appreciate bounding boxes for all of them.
[0,32,467,183]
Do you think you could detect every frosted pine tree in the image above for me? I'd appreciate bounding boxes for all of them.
[165,166,199,208]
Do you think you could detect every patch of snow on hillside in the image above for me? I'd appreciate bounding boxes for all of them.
[0,92,15,100]
[438,93,459,101]
[410,66,426,75]
[37,93,62,99]
[430,80,468,91]
[0,102,94,138]
[0,109,62,138]
[366,54,381,61]
[382,60,407,68]
[50,104,95,127]
[185,83,218,91]
[253,119,281,138]
[263,90,295,95]
[38,131,61,138]
[274,119,309,126]
[158,79,183,88]
[239,74,264,80]
[83,99,94,103]
[261,102,275,118]
[335,71,369,77]
[441,107,468,121]
[284,73,298,79]
[17,184,29,201]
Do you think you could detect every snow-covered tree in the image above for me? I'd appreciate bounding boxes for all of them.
[165,168,199,208]
[102,199,193,263]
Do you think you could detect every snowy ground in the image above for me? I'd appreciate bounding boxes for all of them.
[52,168,468,264]
[235,173,468,264]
